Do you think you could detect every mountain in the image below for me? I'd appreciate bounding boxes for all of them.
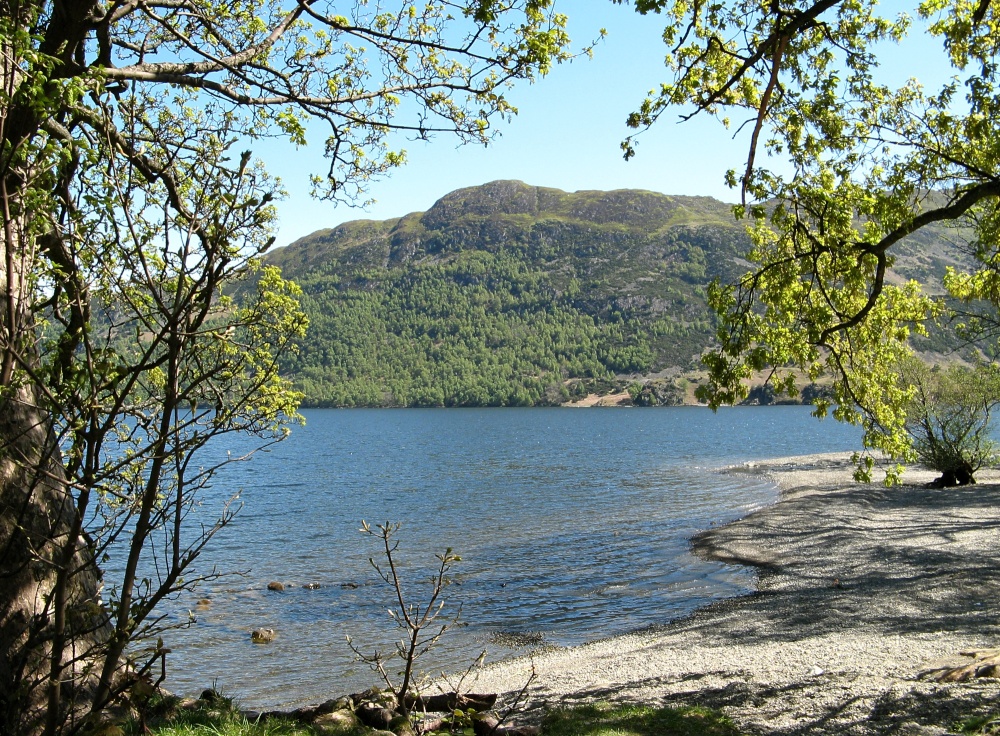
[266,180,975,408]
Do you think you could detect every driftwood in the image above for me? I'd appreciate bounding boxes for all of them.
[416,716,448,734]
[416,713,539,736]
[247,690,513,735]
[405,692,498,712]
[921,649,1000,682]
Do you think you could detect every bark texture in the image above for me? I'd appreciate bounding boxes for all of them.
[2,3,113,731]
[0,388,109,736]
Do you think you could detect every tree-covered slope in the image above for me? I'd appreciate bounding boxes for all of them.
[267,180,974,407]
[267,181,753,406]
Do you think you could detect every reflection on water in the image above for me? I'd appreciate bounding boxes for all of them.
[152,406,860,708]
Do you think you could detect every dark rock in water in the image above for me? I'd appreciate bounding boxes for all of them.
[302,582,321,590]
[251,628,276,643]
[340,582,359,589]
[267,581,285,591]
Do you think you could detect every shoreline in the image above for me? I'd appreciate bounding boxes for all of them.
[461,452,1000,735]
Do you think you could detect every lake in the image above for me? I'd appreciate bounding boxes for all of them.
[158,406,861,708]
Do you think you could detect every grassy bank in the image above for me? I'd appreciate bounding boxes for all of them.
[126,694,747,736]
[124,692,1000,736]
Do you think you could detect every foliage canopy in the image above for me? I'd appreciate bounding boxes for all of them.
[624,0,1000,480]
[0,0,575,733]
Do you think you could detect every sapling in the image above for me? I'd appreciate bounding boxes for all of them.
[347,521,463,717]
[348,522,545,736]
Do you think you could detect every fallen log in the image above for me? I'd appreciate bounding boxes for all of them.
[471,715,540,736]
[416,717,448,734]
[405,692,498,712]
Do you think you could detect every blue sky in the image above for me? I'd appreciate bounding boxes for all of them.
[262,1,946,248]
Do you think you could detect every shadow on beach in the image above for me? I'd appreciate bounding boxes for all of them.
[483,459,1000,735]
[690,482,1000,646]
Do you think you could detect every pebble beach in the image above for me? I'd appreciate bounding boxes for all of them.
[461,453,1000,735]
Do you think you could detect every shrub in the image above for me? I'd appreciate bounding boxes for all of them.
[901,359,1000,486]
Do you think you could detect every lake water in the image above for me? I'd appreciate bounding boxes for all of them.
[158,406,861,708]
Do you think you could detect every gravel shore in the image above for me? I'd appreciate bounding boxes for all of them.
[463,453,1000,735]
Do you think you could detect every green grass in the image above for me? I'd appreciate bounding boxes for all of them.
[958,713,1000,735]
[131,697,744,736]
[540,701,746,736]
[126,697,330,736]
[146,719,312,736]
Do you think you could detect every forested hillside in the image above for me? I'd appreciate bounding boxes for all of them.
[267,181,973,407]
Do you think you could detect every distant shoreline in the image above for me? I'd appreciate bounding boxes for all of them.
[462,453,1000,734]
[294,399,817,408]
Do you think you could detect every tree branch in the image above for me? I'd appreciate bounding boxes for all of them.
[815,181,1000,343]
[104,0,308,78]
[742,33,788,204]
[684,0,840,120]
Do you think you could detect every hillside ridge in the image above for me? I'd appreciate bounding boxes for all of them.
[267,181,972,408]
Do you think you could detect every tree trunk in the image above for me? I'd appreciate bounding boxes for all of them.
[0,384,112,735]
[0,243,114,735]
[2,45,111,734]
[1,1,116,731]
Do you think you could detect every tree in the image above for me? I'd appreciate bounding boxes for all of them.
[621,0,1000,481]
[347,521,463,720]
[0,2,576,734]
[901,358,1000,486]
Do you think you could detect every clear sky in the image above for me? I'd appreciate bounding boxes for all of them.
[261,1,947,248]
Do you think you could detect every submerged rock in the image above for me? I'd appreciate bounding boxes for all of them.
[487,630,544,648]
[250,628,276,643]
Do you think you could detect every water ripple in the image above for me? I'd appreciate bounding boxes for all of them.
[153,407,860,709]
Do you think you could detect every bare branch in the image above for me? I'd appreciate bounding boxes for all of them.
[105,0,307,79]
